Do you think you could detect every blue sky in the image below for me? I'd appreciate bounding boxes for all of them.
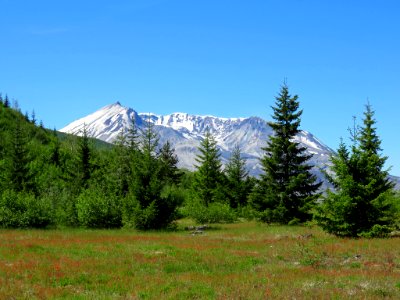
[1,0,400,175]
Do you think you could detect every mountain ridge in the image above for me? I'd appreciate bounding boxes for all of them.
[60,102,334,185]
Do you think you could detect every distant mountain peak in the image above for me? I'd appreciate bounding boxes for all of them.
[60,102,334,184]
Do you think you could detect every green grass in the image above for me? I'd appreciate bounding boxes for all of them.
[1,221,400,299]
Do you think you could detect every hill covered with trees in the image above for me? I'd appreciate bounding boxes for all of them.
[0,87,399,237]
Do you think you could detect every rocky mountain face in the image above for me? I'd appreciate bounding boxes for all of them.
[60,102,334,183]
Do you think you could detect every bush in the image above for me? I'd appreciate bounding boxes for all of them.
[129,200,159,230]
[122,185,183,230]
[183,199,237,224]
[358,224,392,238]
[53,190,79,227]
[76,188,122,228]
[0,190,53,228]
[393,193,400,230]
[236,205,260,221]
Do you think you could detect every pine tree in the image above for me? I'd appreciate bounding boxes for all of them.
[127,116,140,153]
[111,131,131,197]
[9,119,31,192]
[358,104,393,193]
[158,141,182,185]
[109,117,141,200]
[31,110,36,125]
[78,125,92,189]
[4,95,9,108]
[132,119,161,208]
[253,83,321,224]
[127,120,180,229]
[316,104,395,237]
[225,144,249,208]
[193,130,225,206]
[50,135,61,167]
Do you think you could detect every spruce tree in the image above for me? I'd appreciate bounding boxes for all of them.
[78,125,92,189]
[132,119,161,209]
[111,131,131,197]
[193,130,225,206]
[127,116,140,153]
[316,104,395,237]
[4,95,9,108]
[115,116,140,196]
[50,135,61,167]
[9,119,30,192]
[128,120,179,229]
[225,144,249,208]
[158,141,182,185]
[31,110,36,125]
[24,111,30,122]
[253,83,321,224]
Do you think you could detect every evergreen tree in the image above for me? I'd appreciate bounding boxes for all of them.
[133,119,161,209]
[78,125,92,189]
[4,95,9,108]
[127,116,140,152]
[127,120,180,229]
[24,111,30,122]
[316,104,395,237]
[9,119,31,192]
[50,136,61,167]
[158,141,182,185]
[111,131,131,197]
[193,130,225,206]
[253,83,321,224]
[225,144,249,208]
[99,116,141,228]
[31,110,36,125]
[111,117,141,197]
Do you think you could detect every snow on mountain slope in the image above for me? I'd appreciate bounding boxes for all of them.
[60,102,334,180]
[60,102,142,142]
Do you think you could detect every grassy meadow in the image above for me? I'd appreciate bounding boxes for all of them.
[0,221,399,299]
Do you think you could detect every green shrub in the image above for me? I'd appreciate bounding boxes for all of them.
[358,224,392,238]
[236,205,260,221]
[53,190,79,227]
[76,189,122,228]
[0,190,53,228]
[122,185,183,230]
[129,200,159,230]
[183,199,237,224]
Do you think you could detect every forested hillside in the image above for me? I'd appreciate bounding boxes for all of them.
[0,96,206,229]
[0,88,399,237]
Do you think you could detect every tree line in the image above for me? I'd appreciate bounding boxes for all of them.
[0,87,398,237]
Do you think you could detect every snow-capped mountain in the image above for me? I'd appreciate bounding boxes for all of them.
[60,102,334,181]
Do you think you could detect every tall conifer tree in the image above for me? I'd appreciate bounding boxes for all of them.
[78,125,92,189]
[10,119,30,192]
[225,144,249,208]
[193,130,224,206]
[254,83,321,224]
[127,120,180,229]
[316,104,395,237]
[158,141,181,185]
[4,95,9,108]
